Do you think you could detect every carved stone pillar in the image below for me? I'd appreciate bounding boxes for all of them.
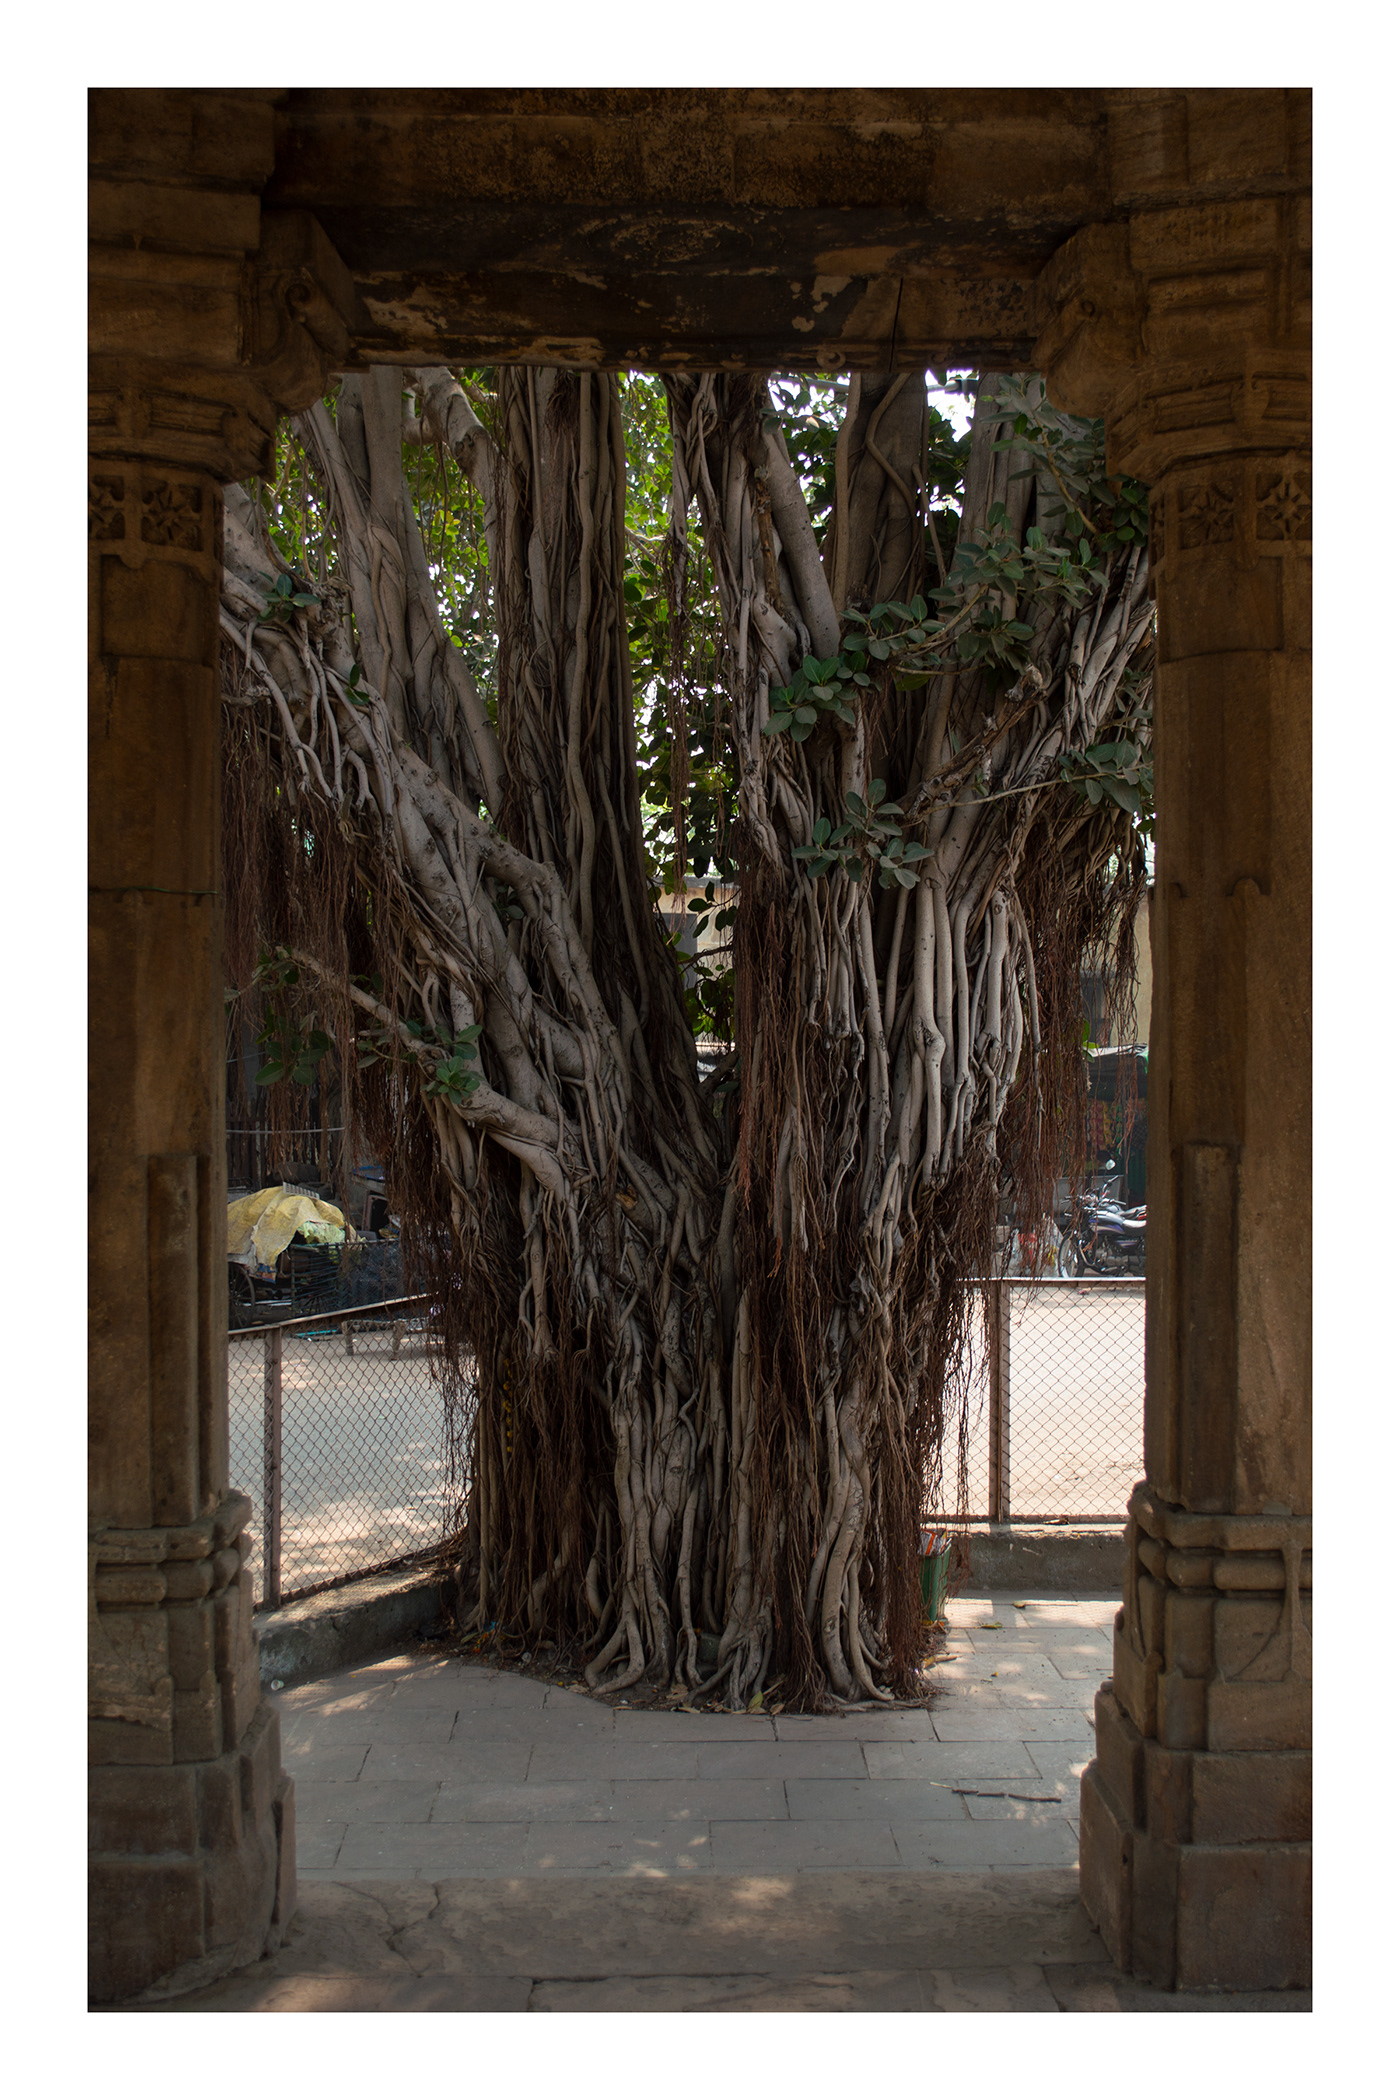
[88,104,360,2000]
[1034,190,1311,1991]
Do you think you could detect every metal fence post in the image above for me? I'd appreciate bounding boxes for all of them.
[263,1323,283,1610]
[988,1280,1012,1522]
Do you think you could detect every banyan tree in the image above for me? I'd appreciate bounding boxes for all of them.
[220,362,1152,1708]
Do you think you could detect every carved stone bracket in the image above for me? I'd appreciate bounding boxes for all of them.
[1031,201,1310,485]
[90,208,363,485]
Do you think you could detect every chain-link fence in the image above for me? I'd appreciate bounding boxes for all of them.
[930,1277,1145,1522]
[232,1276,1141,1612]
[228,1297,468,1609]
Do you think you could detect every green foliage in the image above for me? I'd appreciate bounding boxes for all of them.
[762,380,1150,744]
[620,377,735,891]
[792,780,932,890]
[989,377,1150,550]
[250,948,333,1088]
[251,404,340,588]
[342,661,371,708]
[409,372,499,700]
[1058,742,1155,828]
[422,1024,484,1103]
[258,570,320,622]
[763,647,867,740]
[763,376,847,536]
[357,1010,484,1102]
[682,879,738,1044]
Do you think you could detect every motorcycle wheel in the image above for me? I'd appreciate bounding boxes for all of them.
[228,1268,258,1330]
[1060,1236,1083,1278]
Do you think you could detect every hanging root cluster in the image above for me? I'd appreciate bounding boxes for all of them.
[220,361,1151,1708]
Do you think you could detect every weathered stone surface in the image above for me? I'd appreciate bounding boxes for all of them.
[89,1858,204,2004]
[1190,1751,1310,1845]
[89,1766,199,1856]
[1030,124,1310,1987]
[1078,1763,1133,1972]
[88,85,1309,1999]
[1173,1842,1311,1992]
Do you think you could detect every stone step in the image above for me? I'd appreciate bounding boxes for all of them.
[99,1868,1311,2012]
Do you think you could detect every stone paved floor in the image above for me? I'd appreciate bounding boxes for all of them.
[276,1590,1109,1880]
[126,1588,1310,2010]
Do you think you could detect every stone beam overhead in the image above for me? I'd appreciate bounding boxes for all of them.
[246,87,1308,370]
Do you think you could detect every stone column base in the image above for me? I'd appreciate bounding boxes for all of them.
[89,1698,296,2003]
[89,1493,297,2003]
[1079,1688,1310,1991]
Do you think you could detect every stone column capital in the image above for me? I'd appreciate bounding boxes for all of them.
[90,204,363,484]
[1031,198,1310,484]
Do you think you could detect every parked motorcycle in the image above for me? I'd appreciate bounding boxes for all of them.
[1061,1159,1147,1276]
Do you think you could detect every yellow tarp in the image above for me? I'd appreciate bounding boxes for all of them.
[227,1186,358,1271]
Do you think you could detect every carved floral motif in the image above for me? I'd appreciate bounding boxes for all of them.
[1256,472,1312,541]
[1178,481,1235,549]
[88,474,126,541]
[141,480,203,550]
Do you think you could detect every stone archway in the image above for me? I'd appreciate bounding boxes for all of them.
[88,87,1309,2000]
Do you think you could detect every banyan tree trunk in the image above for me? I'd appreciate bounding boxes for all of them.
[219,362,1150,1709]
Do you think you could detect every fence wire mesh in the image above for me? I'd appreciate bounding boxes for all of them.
[932,1278,1145,1522]
[230,1277,1142,1613]
[228,1297,469,1609]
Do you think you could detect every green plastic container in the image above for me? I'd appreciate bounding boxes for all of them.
[919,1533,952,1623]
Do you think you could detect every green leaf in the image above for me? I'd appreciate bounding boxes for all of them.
[811,684,836,702]
[812,816,831,845]
[846,791,866,814]
[762,714,792,736]
[790,719,814,742]
[832,702,856,724]
[255,1060,286,1087]
[802,654,822,681]
[868,638,890,661]
[1085,778,1105,805]
[892,864,918,888]
[793,705,818,725]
